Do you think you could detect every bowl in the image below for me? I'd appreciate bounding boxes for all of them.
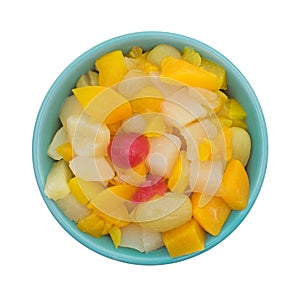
[32,31,268,265]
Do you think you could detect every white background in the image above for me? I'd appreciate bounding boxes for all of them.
[1,0,299,296]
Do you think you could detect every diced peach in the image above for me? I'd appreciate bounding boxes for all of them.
[160,56,219,90]
[192,193,231,236]
[198,138,212,161]
[109,226,121,248]
[44,160,73,201]
[102,222,113,235]
[218,159,250,210]
[72,86,105,108]
[87,204,129,228]
[77,212,105,238]
[133,162,148,176]
[96,50,127,87]
[107,121,122,136]
[73,86,132,124]
[68,177,89,205]
[162,219,206,258]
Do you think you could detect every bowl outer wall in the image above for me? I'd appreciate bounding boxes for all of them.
[32,31,268,265]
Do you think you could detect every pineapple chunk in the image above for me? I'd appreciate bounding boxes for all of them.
[161,87,207,127]
[44,160,73,201]
[119,223,144,252]
[182,46,201,66]
[119,223,164,252]
[69,156,115,182]
[47,127,68,160]
[127,46,143,58]
[67,114,110,157]
[76,70,99,88]
[201,58,227,90]
[56,194,91,223]
[134,193,192,233]
[59,95,83,128]
[228,99,247,120]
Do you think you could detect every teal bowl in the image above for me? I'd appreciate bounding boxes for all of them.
[32,31,268,265]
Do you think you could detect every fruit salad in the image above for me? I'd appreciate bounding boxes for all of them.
[44,44,251,258]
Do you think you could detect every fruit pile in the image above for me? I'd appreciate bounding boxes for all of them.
[45,44,251,258]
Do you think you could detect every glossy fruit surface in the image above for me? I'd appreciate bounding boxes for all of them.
[108,133,150,169]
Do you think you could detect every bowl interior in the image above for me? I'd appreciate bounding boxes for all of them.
[33,32,268,265]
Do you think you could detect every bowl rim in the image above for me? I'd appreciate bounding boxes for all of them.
[32,31,268,265]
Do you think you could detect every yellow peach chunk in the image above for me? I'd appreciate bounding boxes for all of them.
[73,86,132,124]
[68,177,104,205]
[68,177,89,205]
[109,226,121,248]
[192,194,231,236]
[218,159,250,210]
[72,86,105,108]
[198,138,212,161]
[96,50,127,87]
[160,56,219,90]
[101,222,113,235]
[77,212,105,238]
[87,204,130,228]
[162,219,206,258]
[55,142,74,162]
[107,121,122,136]
[133,162,148,176]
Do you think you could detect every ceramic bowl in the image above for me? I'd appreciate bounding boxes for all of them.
[32,31,268,265]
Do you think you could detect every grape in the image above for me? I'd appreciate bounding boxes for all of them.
[147,44,181,67]
[231,127,251,166]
